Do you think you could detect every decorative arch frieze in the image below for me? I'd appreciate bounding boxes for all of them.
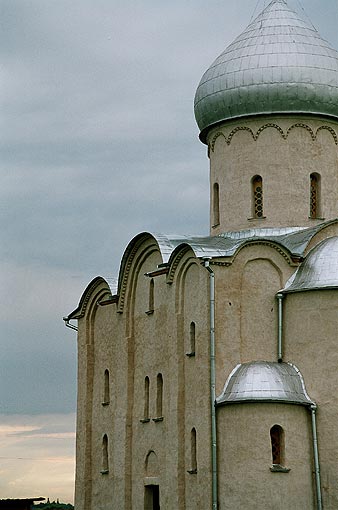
[232,240,294,266]
[286,123,316,141]
[68,277,112,321]
[227,126,256,145]
[256,122,286,139]
[117,239,145,313]
[210,260,232,267]
[166,245,195,285]
[316,125,338,144]
[80,280,103,317]
[209,122,338,151]
[118,241,160,314]
[210,131,227,151]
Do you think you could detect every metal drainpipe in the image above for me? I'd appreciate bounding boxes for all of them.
[202,258,218,510]
[310,404,323,510]
[276,293,284,362]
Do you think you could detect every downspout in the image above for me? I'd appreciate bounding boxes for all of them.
[276,293,284,362]
[202,258,217,510]
[310,404,323,510]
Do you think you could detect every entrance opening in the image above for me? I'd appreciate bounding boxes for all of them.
[144,485,160,510]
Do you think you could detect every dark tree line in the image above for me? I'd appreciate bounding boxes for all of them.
[33,502,73,510]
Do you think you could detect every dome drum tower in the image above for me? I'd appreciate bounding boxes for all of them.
[194,0,338,234]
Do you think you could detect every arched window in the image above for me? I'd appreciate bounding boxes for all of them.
[189,322,196,355]
[252,175,263,218]
[270,425,284,465]
[213,182,220,226]
[310,173,321,218]
[103,369,110,405]
[190,427,197,473]
[144,376,150,421]
[101,434,109,474]
[156,373,163,418]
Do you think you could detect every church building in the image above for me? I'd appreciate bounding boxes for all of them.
[65,1,338,508]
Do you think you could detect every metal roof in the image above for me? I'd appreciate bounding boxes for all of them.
[282,236,338,293]
[67,220,338,319]
[104,276,118,295]
[150,222,332,263]
[194,0,338,142]
[216,361,313,406]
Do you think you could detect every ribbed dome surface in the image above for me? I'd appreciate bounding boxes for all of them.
[194,0,338,142]
[216,362,313,406]
[282,236,338,293]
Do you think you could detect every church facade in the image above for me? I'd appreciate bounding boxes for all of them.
[65,1,338,509]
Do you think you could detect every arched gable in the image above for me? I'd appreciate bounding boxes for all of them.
[232,239,294,267]
[117,232,194,314]
[166,244,196,286]
[67,276,113,321]
[117,233,163,314]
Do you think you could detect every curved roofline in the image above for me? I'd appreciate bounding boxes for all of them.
[200,111,338,145]
[281,234,338,294]
[216,361,314,407]
[66,221,338,318]
[117,231,193,293]
[67,276,113,320]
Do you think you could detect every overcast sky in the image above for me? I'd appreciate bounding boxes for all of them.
[1,0,338,503]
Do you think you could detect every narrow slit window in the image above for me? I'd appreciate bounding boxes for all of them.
[148,278,154,313]
[213,182,220,226]
[270,425,283,465]
[310,173,321,218]
[102,434,109,473]
[190,322,196,355]
[103,369,110,405]
[190,427,197,473]
[144,376,150,420]
[252,175,263,218]
[156,374,163,418]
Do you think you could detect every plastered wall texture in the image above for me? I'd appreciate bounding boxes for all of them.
[217,404,314,510]
[284,290,338,508]
[208,116,338,234]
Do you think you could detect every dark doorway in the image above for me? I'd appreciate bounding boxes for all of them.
[144,485,160,510]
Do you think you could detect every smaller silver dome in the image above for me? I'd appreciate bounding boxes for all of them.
[216,361,313,406]
[282,236,338,293]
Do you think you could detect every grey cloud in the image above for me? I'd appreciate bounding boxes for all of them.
[1,0,337,417]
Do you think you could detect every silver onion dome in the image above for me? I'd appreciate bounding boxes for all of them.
[194,0,338,142]
[282,236,338,293]
[216,361,313,406]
